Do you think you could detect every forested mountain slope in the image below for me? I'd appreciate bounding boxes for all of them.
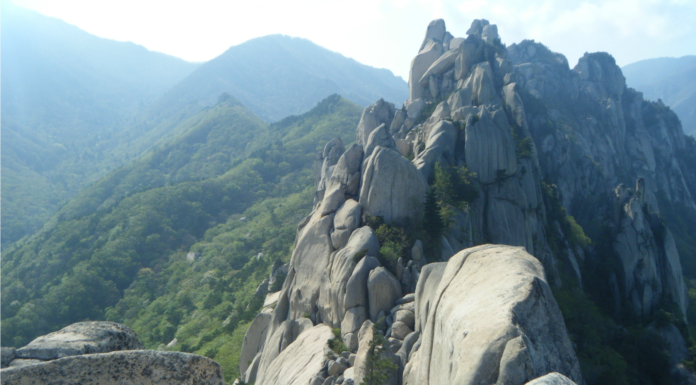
[623,56,696,136]
[1,0,200,243]
[0,95,362,381]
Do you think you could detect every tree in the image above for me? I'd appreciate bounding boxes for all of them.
[422,188,444,248]
[360,324,397,385]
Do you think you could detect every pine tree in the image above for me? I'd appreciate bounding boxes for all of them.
[422,188,444,246]
[360,324,397,385]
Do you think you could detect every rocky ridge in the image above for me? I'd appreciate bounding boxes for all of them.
[235,19,613,385]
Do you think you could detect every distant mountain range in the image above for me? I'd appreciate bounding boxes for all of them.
[0,1,408,244]
[623,56,696,136]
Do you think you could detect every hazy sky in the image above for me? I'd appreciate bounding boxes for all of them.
[11,0,696,80]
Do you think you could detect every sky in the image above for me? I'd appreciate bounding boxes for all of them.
[9,0,696,80]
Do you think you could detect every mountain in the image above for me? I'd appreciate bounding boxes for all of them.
[1,1,409,246]
[0,94,362,381]
[622,56,696,136]
[1,0,200,244]
[149,34,409,123]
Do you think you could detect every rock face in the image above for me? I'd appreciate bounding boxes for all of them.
[1,348,16,368]
[357,99,395,147]
[1,350,225,385]
[360,146,428,225]
[612,180,688,318]
[404,245,582,385]
[239,309,272,376]
[255,325,334,385]
[14,322,143,361]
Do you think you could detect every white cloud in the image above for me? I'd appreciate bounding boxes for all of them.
[10,0,696,79]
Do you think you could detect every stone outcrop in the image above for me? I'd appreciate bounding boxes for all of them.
[360,146,428,225]
[1,350,225,385]
[13,322,143,361]
[404,245,582,385]
[254,325,334,385]
[1,322,223,384]
[356,99,395,147]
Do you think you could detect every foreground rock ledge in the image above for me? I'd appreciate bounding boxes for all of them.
[0,350,225,385]
[404,244,583,385]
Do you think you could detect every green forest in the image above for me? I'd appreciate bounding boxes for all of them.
[1,94,362,381]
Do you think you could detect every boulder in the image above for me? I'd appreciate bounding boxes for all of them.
[360,146,428,226]
[1,347,16,368]
[409,40,444,101]
[357,99,395,147]
[345,256,381,310]
[404,245,583,385]
[526,372,578,385]
[14,322,143,361]
[330,144,364,197]
[467,61,500,106]
[454,35,484,81]
[331,199,362,250]
[367,267,403,321]
[405,98,426,120]
[390,321,413,340]
[419,49,460,85]
[319,227,380,328]
[364,123,397,158]
[413,120,457,182]
[284,213,335,321]
[464,107,517,184]
[240,309,273,375]
[321,181,347,216]
[395,310,416,330]
[329,357,349,376]
[448,88,473,112]
[0,350,225,385]
[411,240,423,261]
[481,24,499,44]
[255,325,335,385]
[420,19,446,50]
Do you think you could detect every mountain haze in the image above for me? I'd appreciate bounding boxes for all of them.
[623,56,696,136]
[1,0,200,243]
[0,1,409,245]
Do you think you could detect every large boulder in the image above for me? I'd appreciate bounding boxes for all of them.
[367,267,403,321]
[413,120,457,181]
[0,350,225,385]
[419,49,459,85]
[464,107,517,184]
[255,325,335,385]
[356,99,395,147]
[360,146,428,225]
[284,213,335,321]
[329,144,364,198]
[364,123,397,158]
[319,227,380,328]
[404,245,583,385]
[14,322,143,361]
[331,199,362,250]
